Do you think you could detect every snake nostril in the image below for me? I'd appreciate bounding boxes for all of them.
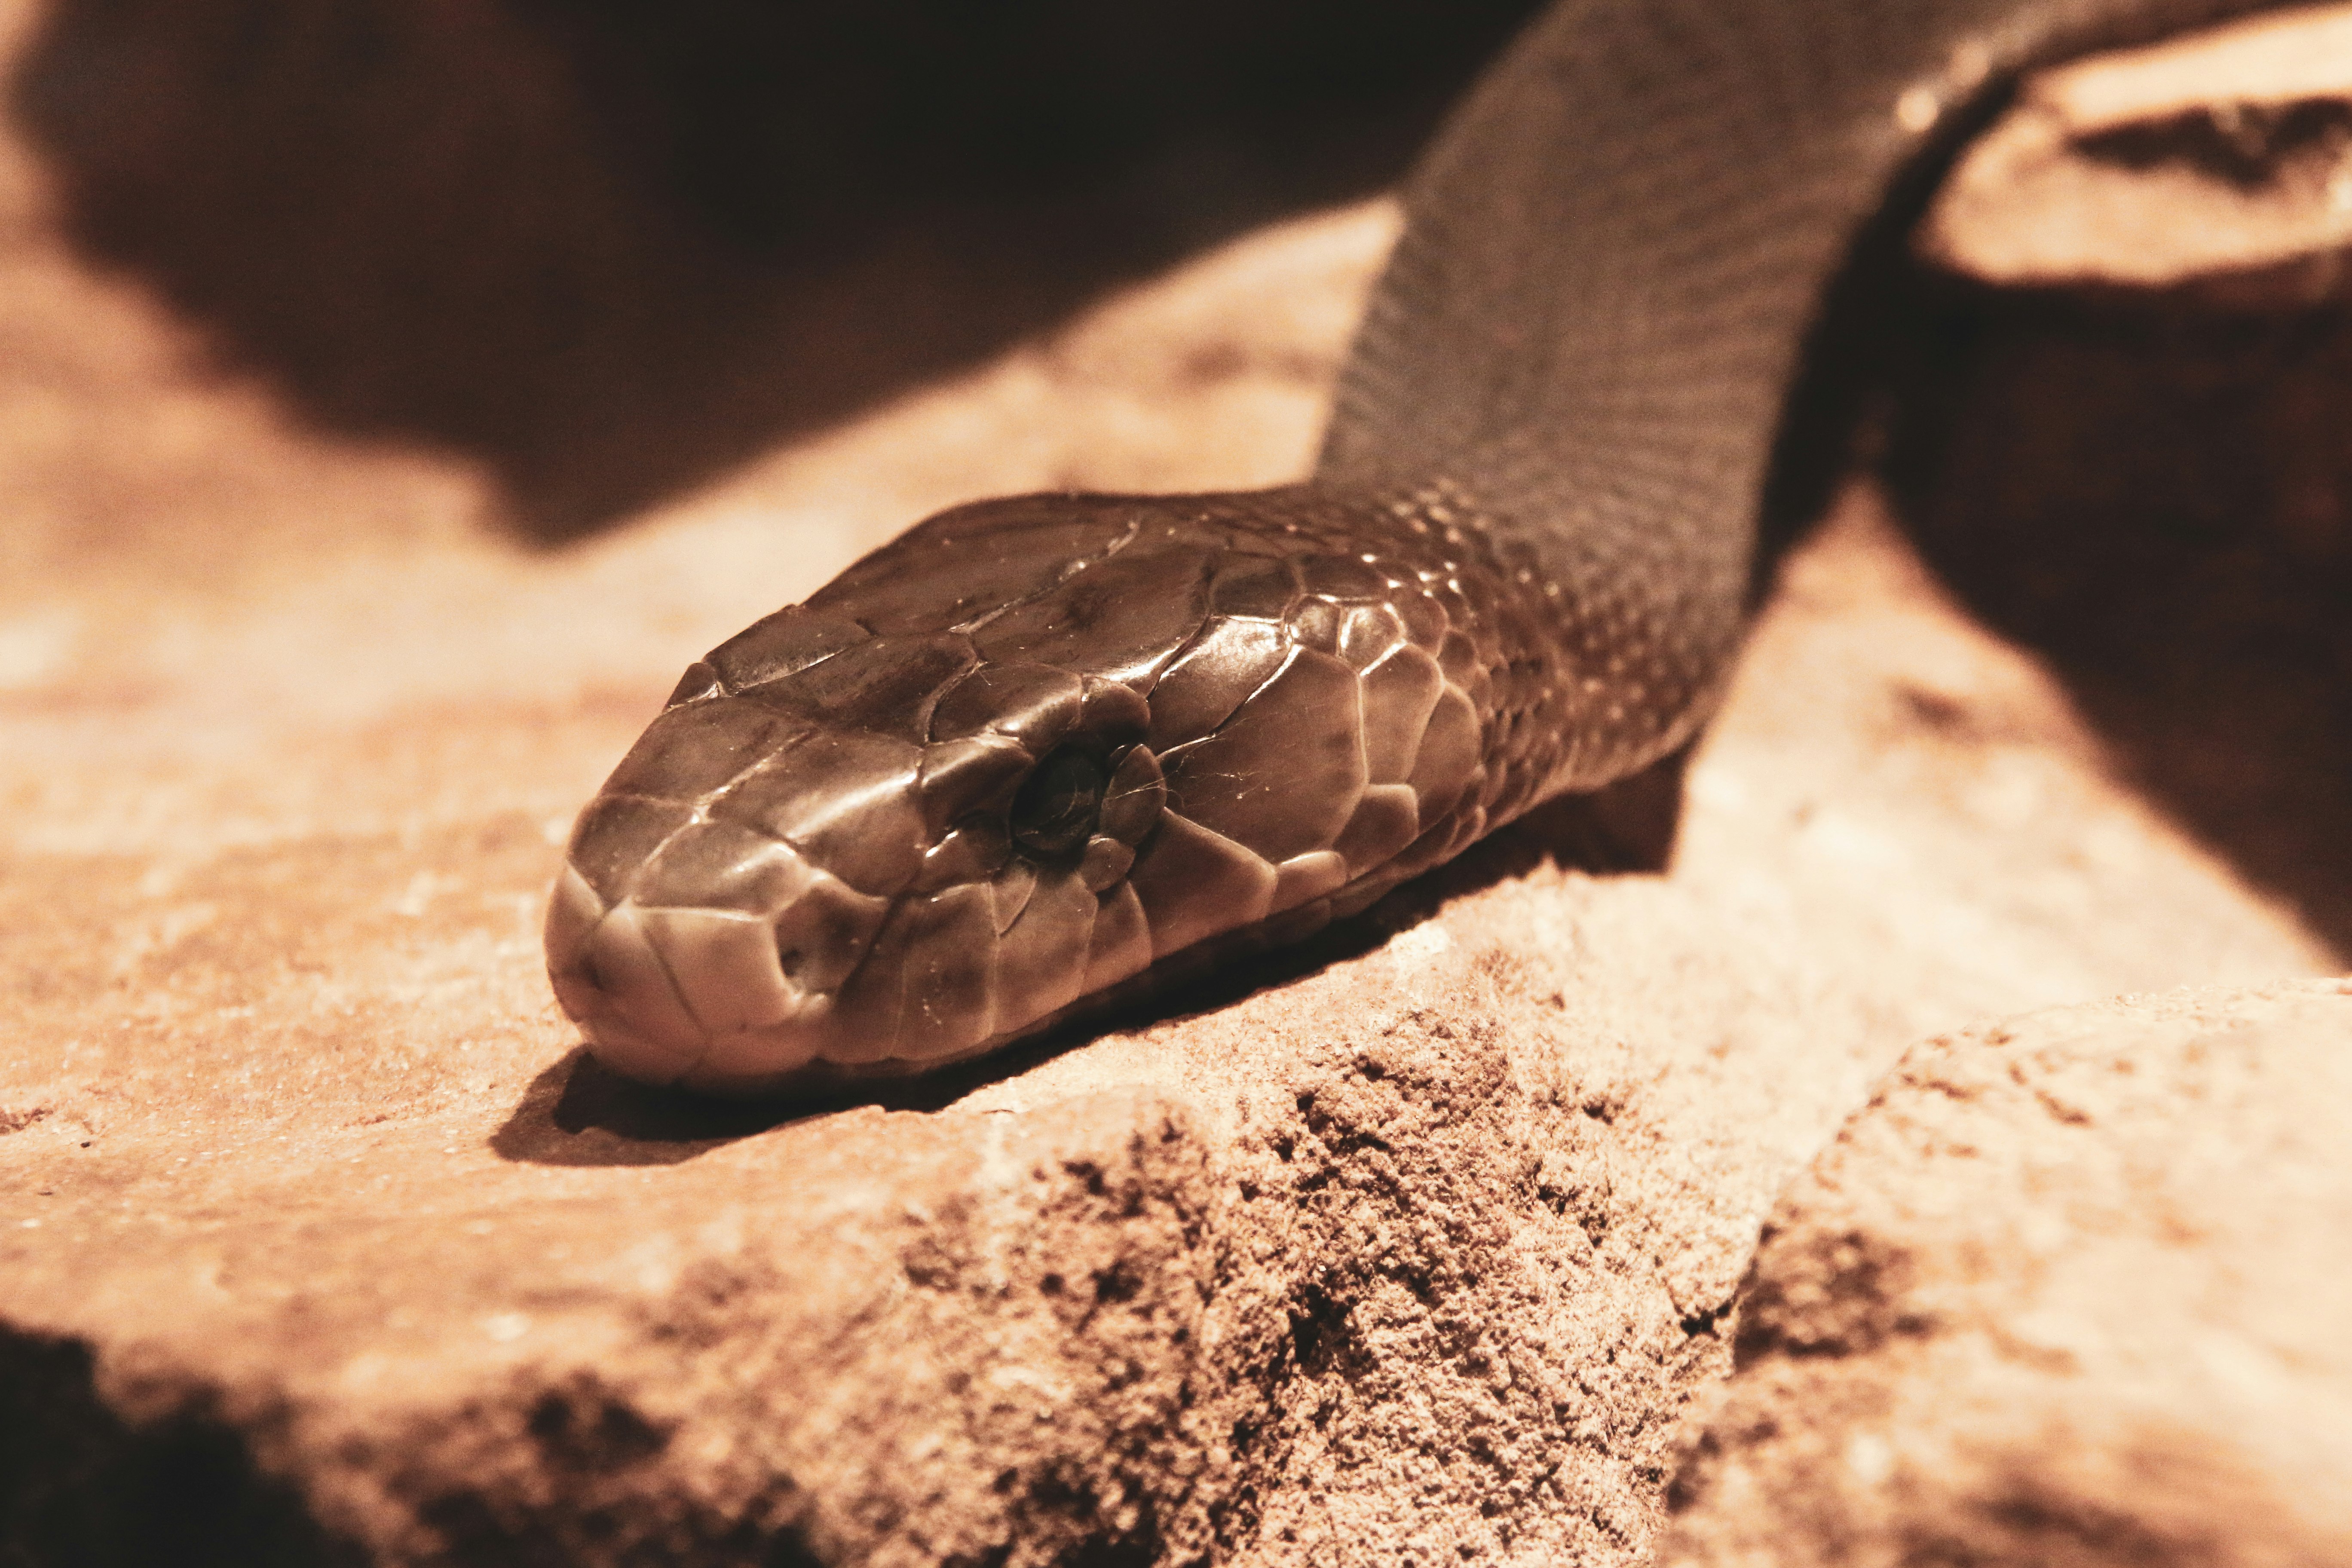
[776,942,808,987]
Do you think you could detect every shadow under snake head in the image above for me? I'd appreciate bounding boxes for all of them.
[546,489,1507,1094]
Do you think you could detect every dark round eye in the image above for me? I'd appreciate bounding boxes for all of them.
[1008,747,1105,857]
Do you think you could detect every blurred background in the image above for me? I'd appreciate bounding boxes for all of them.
[10,0,1543,539]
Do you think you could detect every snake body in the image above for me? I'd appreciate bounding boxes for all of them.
[548,0,2283,1093]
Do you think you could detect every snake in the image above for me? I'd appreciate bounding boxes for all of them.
[545,0,2284,1094]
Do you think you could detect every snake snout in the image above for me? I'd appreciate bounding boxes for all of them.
[544,822,895,1093]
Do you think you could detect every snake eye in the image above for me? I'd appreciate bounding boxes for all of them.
[1009,747,1105,857]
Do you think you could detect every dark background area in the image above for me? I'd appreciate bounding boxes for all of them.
[10,0,1542,539]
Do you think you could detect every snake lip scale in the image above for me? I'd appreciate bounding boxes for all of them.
[548,0,2288,1096]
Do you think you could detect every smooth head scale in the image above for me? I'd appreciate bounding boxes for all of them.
[545,489,1528,1094]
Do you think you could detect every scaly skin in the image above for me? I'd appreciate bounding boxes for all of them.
[546,485,1583,1090]
[548,0,2287,1093]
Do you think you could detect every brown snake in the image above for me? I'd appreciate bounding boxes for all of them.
[547,0,2287,1093]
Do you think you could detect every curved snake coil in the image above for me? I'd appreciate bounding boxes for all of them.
[547,0,2285,1093]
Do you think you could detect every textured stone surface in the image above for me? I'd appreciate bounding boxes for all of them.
[3,2,2351,1565]
[1656,981,2352,1568]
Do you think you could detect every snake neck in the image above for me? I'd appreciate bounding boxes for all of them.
[1317,0,2295,828]
[1277,474,1729,815]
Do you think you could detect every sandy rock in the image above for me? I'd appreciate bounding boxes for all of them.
[3,4,2351,1568]
[1919,3,2352,301]
[1656,981,2352,1568]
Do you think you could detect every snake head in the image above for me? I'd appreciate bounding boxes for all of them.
[547,491,1488,1093]
[545,627,1168,1092]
